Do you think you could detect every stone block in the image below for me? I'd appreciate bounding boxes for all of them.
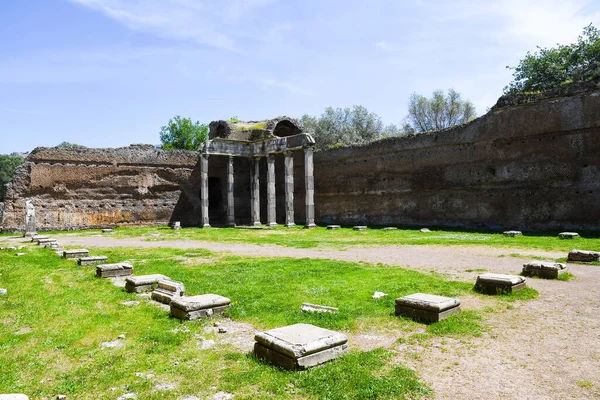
[102,228,113,233]
[475,273,526,294]
[301,303,338,313]
[326,225,341,230]
[172,221,181,230]
[353,226,367,231]
[96,263,133,278]
[567,249,600,262]
[395,293,460,323]
[170,294,231,320]
[383,227,398,230]
[125,274,168,293]
[63,249,90,259]
[420,228,431,232]
[31,235,49,242]
[522,261,567,279]
[151,279,185,304]
[559,232,579,239]
[37,238,57,245]
[254,323,348,370]
[78,256,108,266]
[503,230,522,237]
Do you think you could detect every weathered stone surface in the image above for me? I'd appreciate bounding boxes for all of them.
[170,294,231,320]
[63,249,89,259]
[522,261,567,279]
[301,303,338,313]
[353,226,367,231]
[151,279,185,304]
[125,274,168,293]
[96,263,133,278]
[326,225,341,230]
[254,323,348,369]
[395,293,460,323]
[0,395,29,400]
[37,238,57,244]
[31,235,49,242]
[568,249,600,262]
[503,230,522,237]
[78,256,108,266]
[475,273,526,294]
[559,232,580,239]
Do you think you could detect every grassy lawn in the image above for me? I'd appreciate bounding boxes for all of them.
[42,225,600,252]
[0,243,536,399]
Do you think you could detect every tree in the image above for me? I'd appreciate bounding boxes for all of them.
[301,105,390,150]
[159,116,208,150]
[0,154,24,200]
[405,88,476,133]
[505,24,600,94]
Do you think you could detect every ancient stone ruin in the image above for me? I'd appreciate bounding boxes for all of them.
[1,87,599,232]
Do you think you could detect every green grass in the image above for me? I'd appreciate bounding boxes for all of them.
[0,244,538,399]
[47,225,600,252]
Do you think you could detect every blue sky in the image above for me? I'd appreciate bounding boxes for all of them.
[1,0,599,153]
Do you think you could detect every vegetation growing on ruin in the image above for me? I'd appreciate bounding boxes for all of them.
[0,154,24,200]
[505,24,600,94]
[159,115,208,150]
[0,244,537,399]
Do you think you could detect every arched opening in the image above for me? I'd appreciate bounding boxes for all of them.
[273,120,302,138]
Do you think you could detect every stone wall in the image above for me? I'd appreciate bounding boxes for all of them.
[1,145,198,231]
[314,89,600,230]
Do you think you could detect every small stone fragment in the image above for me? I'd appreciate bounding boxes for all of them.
[213,392,234,400]
[154,383,176,391]
[420,228,431,233]
[301,303,338,313]
[101,340,124,349]
[15,253,26,256]
[559,232,579,239]
[117,334,126,339]
[218,327,228,333]
[372,291,387,299]
[326,225,341,230]
[213,321,221,327]
[0,394,29,400]
[56,395,66,400]
[116,393,137,400]
[101,228,113,233]
[503,230,522,237]
[0,288,7,296]
[383,227,397,230]
[172,221,181,230]
[353,226,367,231]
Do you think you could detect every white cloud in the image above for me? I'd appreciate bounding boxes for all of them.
[69,0,284,51]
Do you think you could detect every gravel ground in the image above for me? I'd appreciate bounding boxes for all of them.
[18,236,600,399]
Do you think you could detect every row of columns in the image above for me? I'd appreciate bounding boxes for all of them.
[200,149,315,228]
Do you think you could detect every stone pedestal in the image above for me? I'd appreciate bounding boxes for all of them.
[568,249,600,262]
[395,293,460,323]
[522,262,567,279]
[125,274,169,293]
[151,279,185,304]
[78,256,108,266]
[170,294,231,320]
[475,273,526,294]
[254,323,348,370]
[559,232,579,239]
[96,263,133,278]
[63,249,89,259]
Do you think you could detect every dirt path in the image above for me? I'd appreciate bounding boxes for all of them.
[39,236,600,398]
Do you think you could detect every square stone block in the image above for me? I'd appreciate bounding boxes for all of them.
[395,293,460,323]
[151,279,185,304]
[170,294,231,320]
[522,262,567,279]
[78,256,108,266]
[37,238,57,244]
[353,226,367,231]
[63,249,90,259]
[567,249,600,262]
[96,263,133,278]
[254,323,348,370]
[125,274,168,293]
[31,235,49,242]
[559,232,579,239]
[326,225,341,230]
[503,230,522,237]
[475,273,526,294]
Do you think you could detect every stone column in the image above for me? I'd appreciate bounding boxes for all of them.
[200,154,210,228]
[266,154,277,226]
[304,147,316,228]
[227,156,235,227]
[251,157,261,226]
[284,151,295,227]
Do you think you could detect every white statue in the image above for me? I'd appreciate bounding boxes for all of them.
[24,200,36,237]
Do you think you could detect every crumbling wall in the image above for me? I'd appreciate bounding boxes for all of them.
[314,89,600,230]
[1,145,198,231]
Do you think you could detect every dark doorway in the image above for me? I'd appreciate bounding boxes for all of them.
[208,177,224,224]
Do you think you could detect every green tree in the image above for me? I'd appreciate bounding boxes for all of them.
[505,24,600,94]
[159,116,208,150]
[405,88,476,133]
[0,155,25,200]
[301,105,392,150]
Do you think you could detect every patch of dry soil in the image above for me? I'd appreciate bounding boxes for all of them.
[12,235,600,399]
